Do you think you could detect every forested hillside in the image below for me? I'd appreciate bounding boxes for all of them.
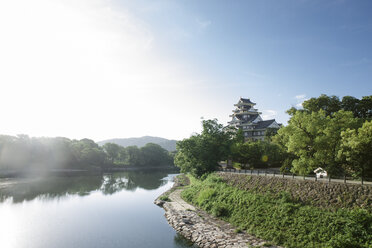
[98,136,177,151]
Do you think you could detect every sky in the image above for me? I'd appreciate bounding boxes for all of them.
[0,0,371,141]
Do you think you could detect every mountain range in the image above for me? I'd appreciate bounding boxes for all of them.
[98,136,177,151]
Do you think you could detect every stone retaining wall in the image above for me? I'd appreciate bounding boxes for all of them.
[218,172,372,210]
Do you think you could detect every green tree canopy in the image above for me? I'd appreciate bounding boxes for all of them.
[292,94,372,119]
[175,119,233,177]
[231,140,285,169]
[140,143,172,166]
[338,120,372,179]
[302,94,341,116]
[275,110,361,176]
[124,146,143,166]
[103,143,121,163]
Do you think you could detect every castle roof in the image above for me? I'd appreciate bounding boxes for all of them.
[254,119,276,130]
[240,98,256,105]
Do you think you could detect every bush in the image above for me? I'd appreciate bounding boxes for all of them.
[159,195,170,201]
[212,204,230,217]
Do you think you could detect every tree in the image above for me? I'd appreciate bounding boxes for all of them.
[140,143,172,166]
[299,94,372,119]
[70,139,106,167]
[275,110,361,176]
[338,121,372,179]
[341,96,360,117]
[265,128,279,142]
[231,140,285,169]
[125,146,143,166]
[302,94,341,116]
[233,141,265,168]
[175,119,233,177]
[118,146,128,164]
[103,143,121,163]
[358,96,372,119]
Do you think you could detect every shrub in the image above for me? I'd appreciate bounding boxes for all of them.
[211,204,230,217]
[159,195,170,201]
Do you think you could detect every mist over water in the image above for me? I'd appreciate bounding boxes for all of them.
[0,170,196,248]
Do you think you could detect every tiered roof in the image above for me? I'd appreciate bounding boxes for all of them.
[240,98,256,105]
[254,119,276,129]
[229,98,281,139]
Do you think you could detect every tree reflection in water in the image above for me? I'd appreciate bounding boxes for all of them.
[0,169,177,203]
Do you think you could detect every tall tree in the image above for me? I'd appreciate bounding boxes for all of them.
[125,146,143,166]
[359,96,372,119]
[302,94,341,116]
[275,110,361,175]
[175,119,233,177]
[140,143,172,166]
[338,121,372,179]
[103,143,121,163]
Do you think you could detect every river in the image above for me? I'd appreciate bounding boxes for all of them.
[0,170,196,248]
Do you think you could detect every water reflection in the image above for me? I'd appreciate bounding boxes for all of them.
[0,169,175,203]
[0,169,196,248]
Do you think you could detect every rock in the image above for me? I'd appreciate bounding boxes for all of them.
[154,199,165,207]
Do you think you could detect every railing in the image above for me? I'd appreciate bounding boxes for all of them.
[217,168,372,186]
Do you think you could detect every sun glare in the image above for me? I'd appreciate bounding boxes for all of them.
[0,0,205,141]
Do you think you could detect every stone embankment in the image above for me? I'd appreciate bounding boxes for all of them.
[218,172,372,210]
[155,176,281,248]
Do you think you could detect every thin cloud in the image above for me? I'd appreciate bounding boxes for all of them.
[244,71,268,79]
[262,110,277,120]
[294,94,308,108]
[296,103,304,108]
[196,18,211,30]
[295,94,306,100]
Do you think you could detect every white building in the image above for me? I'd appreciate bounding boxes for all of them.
[314,167,328,178]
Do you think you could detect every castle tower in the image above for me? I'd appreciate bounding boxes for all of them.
[228,98,280,141]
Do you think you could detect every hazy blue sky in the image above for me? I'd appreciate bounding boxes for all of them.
[0,0,371,141]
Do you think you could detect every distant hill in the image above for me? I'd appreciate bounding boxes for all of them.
[97,136,177,151]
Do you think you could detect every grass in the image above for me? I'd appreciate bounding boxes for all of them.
[181,174,372,248]
[159,195,170,202]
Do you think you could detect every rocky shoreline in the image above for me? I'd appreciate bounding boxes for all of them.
[155,175,281,248]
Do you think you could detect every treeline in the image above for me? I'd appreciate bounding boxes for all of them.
[175,94,372,179]
[0,135,174,171]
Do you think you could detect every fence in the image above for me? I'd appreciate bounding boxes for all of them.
[218,167,372,186]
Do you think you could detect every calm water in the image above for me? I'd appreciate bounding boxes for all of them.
[0,170,196,248]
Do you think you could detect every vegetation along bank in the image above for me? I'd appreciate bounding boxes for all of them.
[181,173,372,248]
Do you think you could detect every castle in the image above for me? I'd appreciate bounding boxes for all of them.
[228,98,281,141]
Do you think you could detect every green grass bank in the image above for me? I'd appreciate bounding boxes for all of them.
[181,173,372,248]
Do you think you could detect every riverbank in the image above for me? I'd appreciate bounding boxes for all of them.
[155,175,280,248]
